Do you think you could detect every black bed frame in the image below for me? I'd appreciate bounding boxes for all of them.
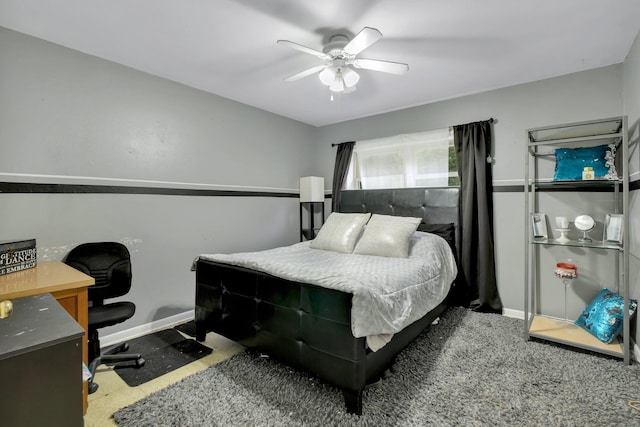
[195,187,459,414]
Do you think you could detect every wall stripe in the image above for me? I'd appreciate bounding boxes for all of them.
[1,181,638,196]
[0,182,298,198]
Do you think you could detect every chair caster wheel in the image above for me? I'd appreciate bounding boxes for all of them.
[89,382,99,394]
[135,357,145,368]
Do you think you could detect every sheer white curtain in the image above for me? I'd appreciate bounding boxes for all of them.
[345,128,452,190]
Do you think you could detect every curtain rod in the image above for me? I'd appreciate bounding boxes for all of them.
[330,118,495,147]
[453,117,495,128]
[331,141,355,147]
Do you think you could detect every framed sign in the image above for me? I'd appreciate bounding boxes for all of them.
[604,213,623,243]
[531,213,548,238]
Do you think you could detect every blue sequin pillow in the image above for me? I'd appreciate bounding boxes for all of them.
[574,288,637,344]
[553,144,611,181]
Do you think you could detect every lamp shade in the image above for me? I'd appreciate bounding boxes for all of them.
[299,176,325,202]
[329,73,345,92]
[319,66,337,86]
[341,67,360,88]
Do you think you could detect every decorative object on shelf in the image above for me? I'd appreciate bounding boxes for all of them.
[552,144,615,181]
[554,260,577,323]
[574,214,595,242]
[555,216,569,229]
[604,213,623,244]
[531,213,548,238]
[604,143,618,180]
[554,216,570,243]
[575,288,637,344]
[581,167,594,180]
[554,229,570,244]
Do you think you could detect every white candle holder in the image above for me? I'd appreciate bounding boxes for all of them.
[555,228,570,244]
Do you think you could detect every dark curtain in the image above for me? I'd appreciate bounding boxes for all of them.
[331,141,355,212]
[453,120,503,313]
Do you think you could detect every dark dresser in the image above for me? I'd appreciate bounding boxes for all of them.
[0,293,84,427]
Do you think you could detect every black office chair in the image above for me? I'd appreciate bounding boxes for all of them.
[65,242,145,394]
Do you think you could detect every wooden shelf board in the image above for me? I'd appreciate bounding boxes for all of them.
[528,315,623,357]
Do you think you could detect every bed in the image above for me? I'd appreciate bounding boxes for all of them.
[194,187,460,415]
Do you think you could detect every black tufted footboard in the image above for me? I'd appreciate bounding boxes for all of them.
[195,259,448,415]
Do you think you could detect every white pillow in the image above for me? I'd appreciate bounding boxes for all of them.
[353,214,422,258]
[310,212,371,254]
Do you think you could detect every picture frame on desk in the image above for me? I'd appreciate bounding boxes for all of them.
[0,238,37,276]
[604,213,623,243]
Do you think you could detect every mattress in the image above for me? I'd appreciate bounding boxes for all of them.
[198,231,456,350]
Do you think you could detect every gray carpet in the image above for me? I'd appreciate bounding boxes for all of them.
[112,307,640,426]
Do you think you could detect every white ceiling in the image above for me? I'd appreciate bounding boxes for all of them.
[2,0,640,127]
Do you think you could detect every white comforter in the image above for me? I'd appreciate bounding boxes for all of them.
[198,231,456,351]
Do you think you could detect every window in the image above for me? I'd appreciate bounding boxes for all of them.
[345,128,459,190]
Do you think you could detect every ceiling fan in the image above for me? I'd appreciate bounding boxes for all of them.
[277,27,409,97]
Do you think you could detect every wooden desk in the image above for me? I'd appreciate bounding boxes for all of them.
[0,262,94,413]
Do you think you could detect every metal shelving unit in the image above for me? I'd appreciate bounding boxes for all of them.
[524,116,631,364]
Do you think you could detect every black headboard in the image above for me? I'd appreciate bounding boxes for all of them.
[339,187,460,253]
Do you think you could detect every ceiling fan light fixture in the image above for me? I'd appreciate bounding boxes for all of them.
[320,66,358,93]
[329,72,345,92]
[318,66,336,86]
[341,66,360,88]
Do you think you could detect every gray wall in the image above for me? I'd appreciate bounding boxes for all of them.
[2,24,639,347]
[0,27,317,335]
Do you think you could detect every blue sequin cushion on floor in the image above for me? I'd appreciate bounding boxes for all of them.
[574,288,637,344]
[553,144,611,181]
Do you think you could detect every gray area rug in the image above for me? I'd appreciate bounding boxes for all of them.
[113,307,640,426]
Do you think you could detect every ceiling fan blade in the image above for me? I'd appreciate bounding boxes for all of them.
[283,65,327,82]
[343,27,383,55]
[353,58,409,75]
[277,40,329,59]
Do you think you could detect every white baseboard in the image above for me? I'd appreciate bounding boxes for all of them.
[500,308,637,362]
[502,308,524,320]
[100,310,194,348]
